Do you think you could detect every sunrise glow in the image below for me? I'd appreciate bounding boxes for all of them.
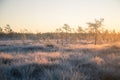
[0,0,120,33]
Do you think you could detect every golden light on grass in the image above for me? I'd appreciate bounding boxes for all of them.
[0,53,13,59]
[91,56,105,65]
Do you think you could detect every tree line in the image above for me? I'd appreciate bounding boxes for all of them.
[0,18,120,45]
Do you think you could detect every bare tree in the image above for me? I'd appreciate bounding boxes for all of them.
[110,30,117,42]
[62,24,71,44]
[87,18,104,45]
[4,24,13,33]
[20,29,28,44]
[56,28,64,45]
[102,29,109,43]
[77,26,84,41]
[0,27,2,33]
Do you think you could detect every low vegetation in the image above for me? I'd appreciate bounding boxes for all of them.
[0,19,120,45]
[0,41,120,80]
[0,19,120,80]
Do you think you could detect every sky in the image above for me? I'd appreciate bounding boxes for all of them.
[0,0,120,33]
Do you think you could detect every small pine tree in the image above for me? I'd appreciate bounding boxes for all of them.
[87,18,104,45]
[4,24,13,33]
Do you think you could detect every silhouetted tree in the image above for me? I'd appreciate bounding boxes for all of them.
[87,18,104,45]
[55,28,64,45]
[77,26,84,41]
[0,27,3,33]
[4,24,13,33]
[77,26,84,33]
[110,30,117,42]
[20,29,28,44]
[62,24,71,44]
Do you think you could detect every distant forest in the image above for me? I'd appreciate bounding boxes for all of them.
[0,18,120,45]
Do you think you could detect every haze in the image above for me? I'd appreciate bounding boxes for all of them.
[0,0,120,33]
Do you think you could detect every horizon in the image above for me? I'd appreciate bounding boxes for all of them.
[0,0,120,33]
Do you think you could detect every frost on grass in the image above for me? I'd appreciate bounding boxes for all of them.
[0,42,120,80]
[91,56,105,65]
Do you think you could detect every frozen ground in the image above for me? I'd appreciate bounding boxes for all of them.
[0,40,120,80]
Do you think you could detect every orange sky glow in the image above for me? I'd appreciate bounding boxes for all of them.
[0,0,120,33]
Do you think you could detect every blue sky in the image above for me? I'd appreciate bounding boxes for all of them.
[0,0,120,32]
